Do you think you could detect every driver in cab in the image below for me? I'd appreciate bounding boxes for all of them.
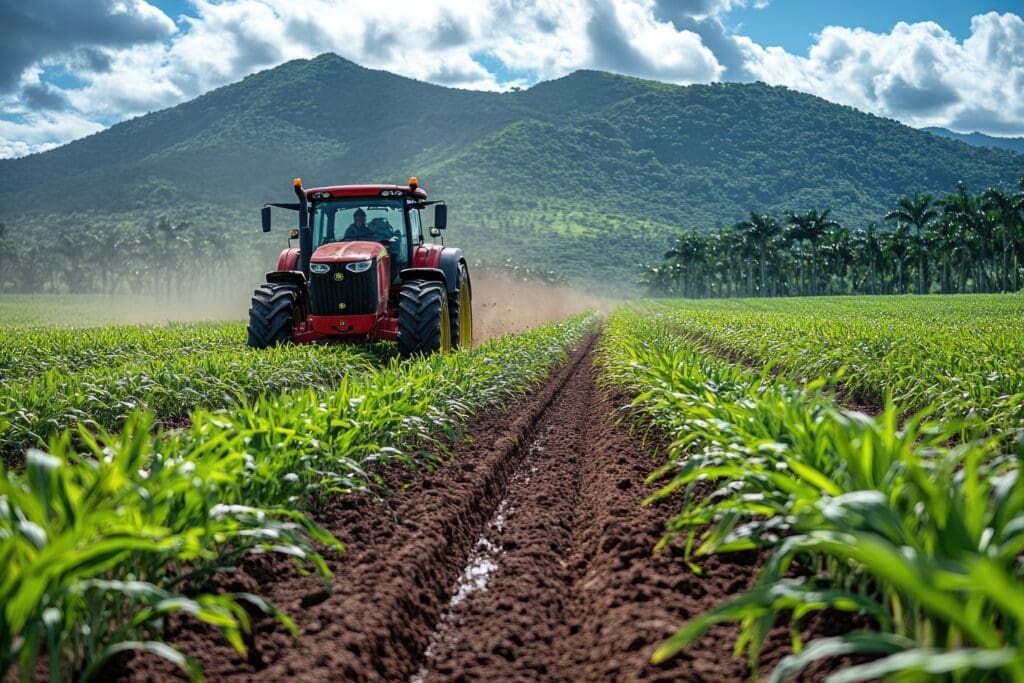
[344,208,393,243]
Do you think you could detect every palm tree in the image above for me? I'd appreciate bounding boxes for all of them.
[823,223,852,294]
[716,227,749,296]
[883,224,913,294]
[939,182,987,292]
[641,263,675,296]
[851,223,884,294]
[664,231,709,298]
[736,212,781,296]
[785,209,839,295]
[982,187,1024,292]
[644,178,1024,299]
[926,216,959,294]
[783,220,809,295]
[884,194,937,294]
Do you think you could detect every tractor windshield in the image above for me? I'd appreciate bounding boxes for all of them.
[313,197,408,264]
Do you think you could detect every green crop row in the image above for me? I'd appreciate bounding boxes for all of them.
[0,322,250,383]
[0,341,393,459]
[643,294,1024,438]
[597,309,1024,681]
[0,312,596,682]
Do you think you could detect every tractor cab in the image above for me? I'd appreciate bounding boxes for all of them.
[310,193,421,278]
[247,177,472,357]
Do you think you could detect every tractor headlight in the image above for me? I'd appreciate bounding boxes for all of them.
[346,260,373,273]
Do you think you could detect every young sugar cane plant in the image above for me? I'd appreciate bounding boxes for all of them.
[0,414,336,682]
[1,312,597,680]
[643,295,1024,440]
[0,332,390,460]
[597,309,1024,682]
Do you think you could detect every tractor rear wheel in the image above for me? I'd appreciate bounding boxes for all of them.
[398,280,451,358]
[447,262,473,348]
[247,283,299,348]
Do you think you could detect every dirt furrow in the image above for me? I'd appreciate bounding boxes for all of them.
[410,349,768,682]
[115,339,818,682]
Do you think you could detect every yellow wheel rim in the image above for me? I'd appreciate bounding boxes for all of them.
[459,281,473,347]
[440,296,452,352]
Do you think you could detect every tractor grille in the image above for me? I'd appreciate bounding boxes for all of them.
[309,262,378,316]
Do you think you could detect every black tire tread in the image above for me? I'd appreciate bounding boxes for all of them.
[398,280,446,357]
[246,284,298,348]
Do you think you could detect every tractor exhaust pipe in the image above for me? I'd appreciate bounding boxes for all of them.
[293,178,312,275]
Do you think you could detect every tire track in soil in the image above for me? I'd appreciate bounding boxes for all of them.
[409,349,770,683]
[113,338,828,683]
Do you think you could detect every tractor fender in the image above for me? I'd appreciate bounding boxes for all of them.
[409,246,463,295]
[437,248,465,295]
[276,248,299,272]
[266,270,307,288]
[401,267,447,289]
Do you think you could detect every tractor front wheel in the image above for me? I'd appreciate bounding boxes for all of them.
[246,283,299,348]
[398,280,451,358]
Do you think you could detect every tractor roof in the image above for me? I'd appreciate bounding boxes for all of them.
[304,184,428,200]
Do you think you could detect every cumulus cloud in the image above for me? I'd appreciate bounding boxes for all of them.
[21,83,70,111]
[0,0,175,92]
[740,12,1024,135]
[0,111,104,158]
[586,0,723,82]
[650,0,759,79]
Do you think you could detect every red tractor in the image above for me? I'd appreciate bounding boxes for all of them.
[247,177,472,356]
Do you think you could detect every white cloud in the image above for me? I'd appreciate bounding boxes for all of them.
[0,0,175,90]
[586,0,723,83]
[0,111,105,158]
[740,12,1024,136]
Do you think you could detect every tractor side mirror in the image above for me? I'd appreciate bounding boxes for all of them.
[261,206,272,232]
[429,226,442,238]
[433,204,447,230]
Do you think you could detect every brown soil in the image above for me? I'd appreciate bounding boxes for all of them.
[111,340,851,682]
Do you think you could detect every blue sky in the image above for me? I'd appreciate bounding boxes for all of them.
[725,1,1024,51]
[0,1,1022,157]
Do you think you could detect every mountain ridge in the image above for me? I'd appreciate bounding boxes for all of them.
[1,53,1021,288]
[922,127,1024,156]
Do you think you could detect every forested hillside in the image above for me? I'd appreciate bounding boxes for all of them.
[0,53,1021,293]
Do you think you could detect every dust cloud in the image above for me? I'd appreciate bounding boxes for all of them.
[1,269,612,335]
[0,290,256,328]
[470,272,609,342]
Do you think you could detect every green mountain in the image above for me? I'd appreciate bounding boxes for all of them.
[1,53,1021,292]
[923,127,1024,156]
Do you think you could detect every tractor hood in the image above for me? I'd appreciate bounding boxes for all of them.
[311,241,386,263]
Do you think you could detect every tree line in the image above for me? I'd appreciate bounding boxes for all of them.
[644,178,1024,298]
[0,217,270,298]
